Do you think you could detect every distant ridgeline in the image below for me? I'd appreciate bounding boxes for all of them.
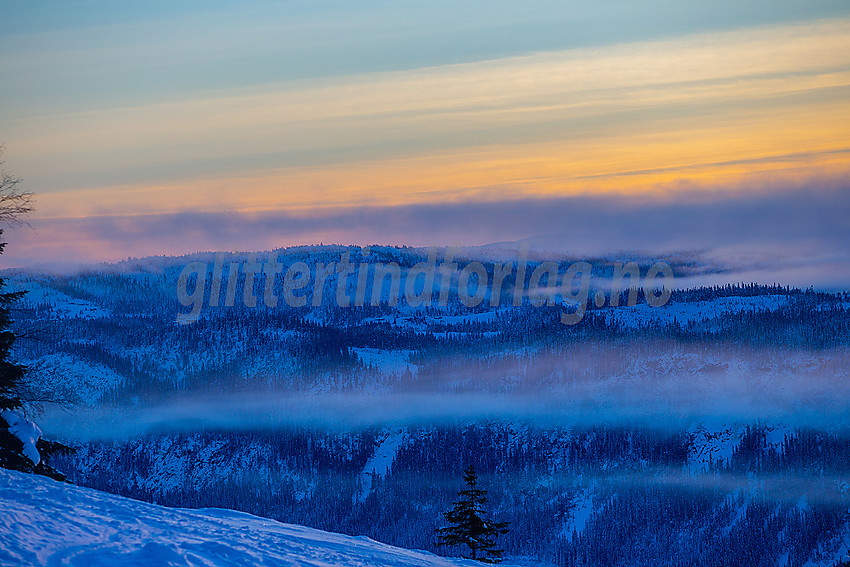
[2,248,848,402]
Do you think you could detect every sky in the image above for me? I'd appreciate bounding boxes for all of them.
[1,1,849,284]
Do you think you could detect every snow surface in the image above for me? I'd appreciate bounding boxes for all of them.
[24,353,124,406]
[0,411,41,465]
[12,281,110,320]
[0,468,502,567]
[359,429,406,501]
[562,491,594,541]
[604,294,789,329]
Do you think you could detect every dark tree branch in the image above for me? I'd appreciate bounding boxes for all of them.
[0,145,35,227]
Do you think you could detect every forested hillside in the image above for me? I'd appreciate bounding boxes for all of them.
[4,247,850,565]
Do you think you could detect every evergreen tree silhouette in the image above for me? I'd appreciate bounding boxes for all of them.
[437,465,509,563]
[0,148,69,481]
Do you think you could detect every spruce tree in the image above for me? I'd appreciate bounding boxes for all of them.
[0,244,24,412]
[436,465,509,563]
[0,148,68,481]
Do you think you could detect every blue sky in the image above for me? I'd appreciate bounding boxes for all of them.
[5,1,849,114]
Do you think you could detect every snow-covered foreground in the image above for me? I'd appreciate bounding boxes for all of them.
[0,469,491,567]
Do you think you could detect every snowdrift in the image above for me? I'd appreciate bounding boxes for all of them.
[0,469,491,567]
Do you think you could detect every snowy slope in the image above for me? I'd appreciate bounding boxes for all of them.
[12,280,110,319]
[359,429,406,501]
[0,469,496,567]
[603,294,789,329]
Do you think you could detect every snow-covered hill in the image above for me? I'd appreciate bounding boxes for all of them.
[0,469,492,567]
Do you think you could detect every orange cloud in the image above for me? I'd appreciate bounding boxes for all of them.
[5,17,847,230]
[34,93,850,219]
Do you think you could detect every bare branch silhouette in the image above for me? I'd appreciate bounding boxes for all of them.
[0,145,35,227]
